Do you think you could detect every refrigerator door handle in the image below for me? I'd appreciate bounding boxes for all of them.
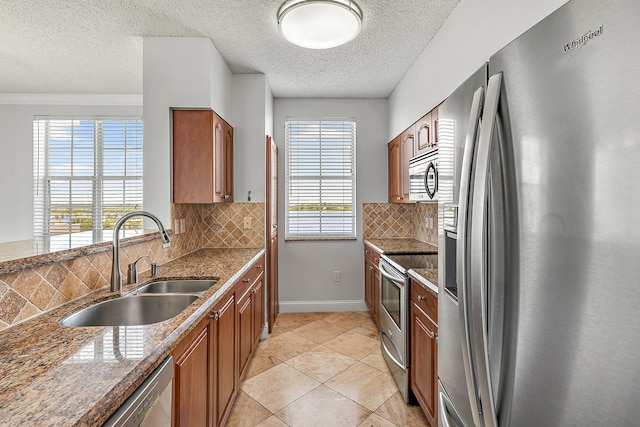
[470,72,504,427]
[457,85,485,427]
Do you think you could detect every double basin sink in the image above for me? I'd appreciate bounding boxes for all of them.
[61,280,218,327]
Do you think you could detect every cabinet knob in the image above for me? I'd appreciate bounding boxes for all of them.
[211,311,221,320]
[252,288,258,294]
[417,295,425,301]
[256,265,262,270]
[243,278,251,283]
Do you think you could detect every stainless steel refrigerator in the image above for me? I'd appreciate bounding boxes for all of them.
[437,0,640,426]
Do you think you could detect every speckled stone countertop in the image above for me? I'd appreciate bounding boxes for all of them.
[364,238,438,255]
[409,268,438,295]
[0,247,263,426]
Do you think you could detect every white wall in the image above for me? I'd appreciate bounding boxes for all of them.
[143,37,233,225]
[0,100,141,243]
[231,74,271,202]
[273,98,388,312]
[265,80,274,139]
[388,0,570,139]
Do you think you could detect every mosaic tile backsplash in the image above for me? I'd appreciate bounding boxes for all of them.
[0,202,265,330]
[363,202,438,246]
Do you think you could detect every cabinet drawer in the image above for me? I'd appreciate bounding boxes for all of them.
[253,255,265,281]
[410,280,437,324]
[364,243,381,264]
[235,268,255,301]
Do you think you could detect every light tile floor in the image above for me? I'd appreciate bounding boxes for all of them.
[226,312,431,427]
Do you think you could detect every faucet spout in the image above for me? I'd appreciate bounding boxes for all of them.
[111,211,171,293]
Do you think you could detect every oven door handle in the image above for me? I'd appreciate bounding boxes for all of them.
[378,262,404,284]
[380,330,406,371]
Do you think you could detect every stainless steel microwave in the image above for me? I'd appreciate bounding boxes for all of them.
[409,150,438,202]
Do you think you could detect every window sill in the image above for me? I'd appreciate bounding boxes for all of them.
[285,237,357,242]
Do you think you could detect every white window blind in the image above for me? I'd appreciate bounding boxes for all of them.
[285,118,356,239]
[33,118,143,249]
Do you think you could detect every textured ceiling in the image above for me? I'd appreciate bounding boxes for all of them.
[0,0,459,98]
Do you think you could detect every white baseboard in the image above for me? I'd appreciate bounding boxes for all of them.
[279,300,368,313]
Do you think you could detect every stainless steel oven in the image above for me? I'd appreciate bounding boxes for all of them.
[378,252,437,403]
[379,256,410,402]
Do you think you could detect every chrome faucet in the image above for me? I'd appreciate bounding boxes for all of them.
[111,211,171,292]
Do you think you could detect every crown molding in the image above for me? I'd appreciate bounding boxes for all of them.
[0,94,142,105]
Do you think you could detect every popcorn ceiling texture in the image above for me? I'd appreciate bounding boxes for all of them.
[363,202,438,246]
[0,202,264,330]
[0,0,459,97]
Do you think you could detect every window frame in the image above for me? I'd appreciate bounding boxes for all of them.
[284,117,357,241]
[33,117,144,249]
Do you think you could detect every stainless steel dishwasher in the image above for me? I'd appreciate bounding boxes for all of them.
[102,356,173,427]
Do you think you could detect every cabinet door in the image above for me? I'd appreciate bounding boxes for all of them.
[364,259,373,312]
[172,109,233,204]
[372,264,380,329]
[213,115,226,203]
[172,110,214,203]
[432,107,439,150]
[211,293,236,427]
[410,302,438,426]
[400,127,414,202]
[415,112,432,155]
[223,123,234,202]
[173,321,209,427]
[252,276,265,347]
[237,290,253,381]
[388,137,400,202]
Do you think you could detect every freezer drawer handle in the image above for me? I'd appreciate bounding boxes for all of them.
[439,390,465,427]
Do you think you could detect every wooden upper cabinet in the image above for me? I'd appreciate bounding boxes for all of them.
[388,127,414,203]
[400,126,414,202]
[388,136,400,203]
[172,109,234,203]
[415,107,440,156]
[415,112,432,155]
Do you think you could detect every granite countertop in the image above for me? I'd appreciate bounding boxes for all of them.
[0,247,263,426]
[409,268,438,295]
[364,238,438,255]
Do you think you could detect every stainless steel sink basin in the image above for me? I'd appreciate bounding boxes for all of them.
[134,279,218,295]
[60,294,199,327]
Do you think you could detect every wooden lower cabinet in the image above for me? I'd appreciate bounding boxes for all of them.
[410,280,438,427]
[252,275,264,346]
[173,318,210,427]
[364,244,381,328]
[237,289,253,381]
[238,258,266,381]
[172,255,266,427]
[211,292,237,427]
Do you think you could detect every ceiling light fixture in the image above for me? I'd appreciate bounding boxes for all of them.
[277,0,363,49]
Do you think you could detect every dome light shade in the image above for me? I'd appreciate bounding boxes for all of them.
[277,0,363,49]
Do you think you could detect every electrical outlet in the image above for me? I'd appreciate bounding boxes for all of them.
[429,217,434,229]
[180,218,186,233]
[243,216,252,229]
[174,219,181,235]
[333,271,341,282]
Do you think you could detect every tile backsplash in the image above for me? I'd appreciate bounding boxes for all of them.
[0,202,265,330]
[363,202,438,246]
